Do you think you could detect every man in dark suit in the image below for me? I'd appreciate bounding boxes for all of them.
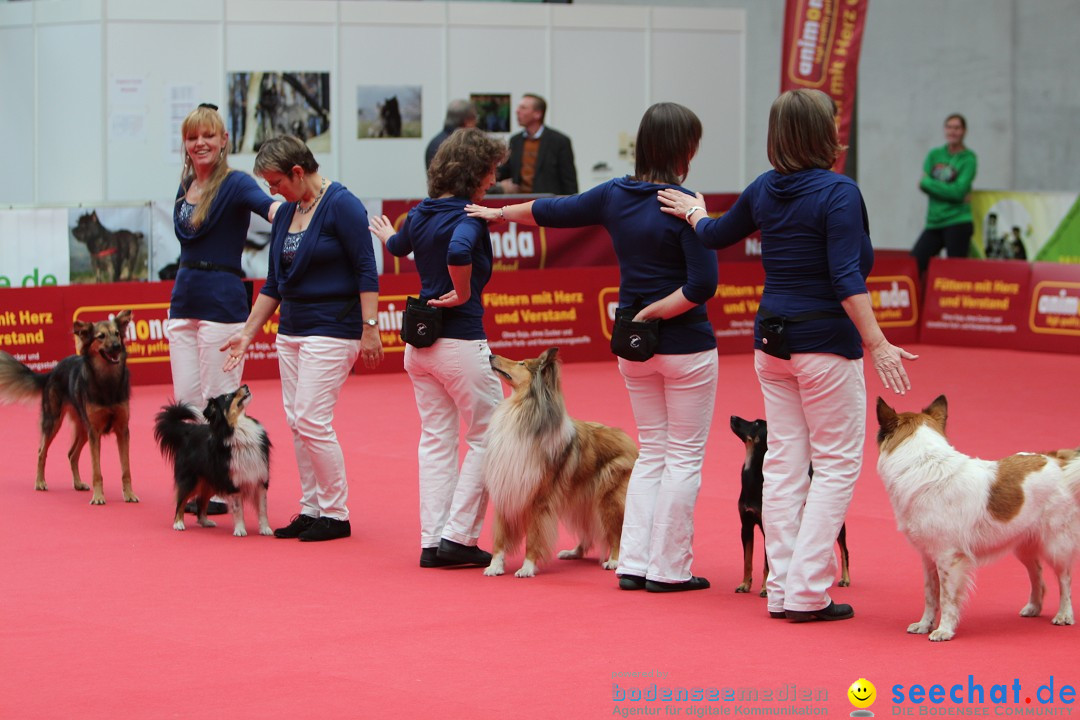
[493,93,577,195]
[425,99,477,169]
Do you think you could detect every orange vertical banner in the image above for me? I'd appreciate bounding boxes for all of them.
[780,0,869,171]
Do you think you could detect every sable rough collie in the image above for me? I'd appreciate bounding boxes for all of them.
[876,395,1080,641]
[154,385,271,537]
[483,347,638,578]
[0,310,136,505]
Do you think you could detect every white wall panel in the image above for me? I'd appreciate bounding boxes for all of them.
[36,23,103,204]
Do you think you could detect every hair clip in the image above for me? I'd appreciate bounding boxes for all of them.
[198,102,219,111]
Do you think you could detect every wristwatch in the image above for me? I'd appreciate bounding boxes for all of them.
[363,318,378,328]
[684,206,705,222]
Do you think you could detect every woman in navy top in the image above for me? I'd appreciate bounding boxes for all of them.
[468,103,718,592]
[660,89,916,621]
[168,105,278,404]
[369,128,508,569]
[223,135,383,543]
[168,103,279,516]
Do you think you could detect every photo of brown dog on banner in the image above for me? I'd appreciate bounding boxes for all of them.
[729,415,850,596]
[0,310,136,505]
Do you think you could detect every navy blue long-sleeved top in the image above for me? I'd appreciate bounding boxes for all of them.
[385,197,492,341]
[170,171,274,323]
[695,168,872,359]
[260,182,379,339]
[533,177,717,355]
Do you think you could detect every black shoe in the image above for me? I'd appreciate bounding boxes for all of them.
[185,499,229,515]
[435,539,492,566]
[298,517,351,542]
[769,611,787,619]
[420,546,473,568]
[786,601,854,623]
[645,576,711,593]
[618,574,646,591]
[273,513,318,539]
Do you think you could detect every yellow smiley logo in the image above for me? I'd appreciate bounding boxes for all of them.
[848,678,876,709]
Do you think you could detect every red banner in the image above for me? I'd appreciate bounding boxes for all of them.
[920,258,1031,348]
[867,251,920,345]
[0,281,282,386]
[379,194,746,272]
[1024,261,1080,354]
[781,0,869,171]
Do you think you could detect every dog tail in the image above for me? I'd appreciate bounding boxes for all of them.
[153,402,202,462]
[0,351,47,404]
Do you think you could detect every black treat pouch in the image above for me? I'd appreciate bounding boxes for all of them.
[610,307,660,362]
[758,315,791,360]
[400,296,443,348]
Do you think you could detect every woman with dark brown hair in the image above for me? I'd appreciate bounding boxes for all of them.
[467,103,719,592]
[368,128,508,568]
[660,89,916,621]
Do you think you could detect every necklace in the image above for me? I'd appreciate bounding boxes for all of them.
[296,179,327,215]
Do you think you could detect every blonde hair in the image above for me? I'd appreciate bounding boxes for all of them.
[766,89,844,174]
[179,105,232,228]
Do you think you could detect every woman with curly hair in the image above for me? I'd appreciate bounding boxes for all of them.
[369,128,508,568]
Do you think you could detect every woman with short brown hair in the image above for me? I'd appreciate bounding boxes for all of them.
[660,88,916,621]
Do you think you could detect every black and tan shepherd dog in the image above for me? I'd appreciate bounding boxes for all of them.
[483,347,638,578]
[0,310,136,505]
[154,385,272,537]
[71,211,145,283]
[729,415,849,596]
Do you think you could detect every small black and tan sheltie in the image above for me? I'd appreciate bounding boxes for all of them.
[483,347,638,578]
[154,385,271,537]
[0,310,136,505]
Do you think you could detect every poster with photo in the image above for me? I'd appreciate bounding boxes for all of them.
[227,72,331,154]
[356,85,422,139]
[470,93,511,133]
[68,206,150,285]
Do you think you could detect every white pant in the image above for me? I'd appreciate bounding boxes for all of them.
[754,349,865,613]
[276,334,361,521]
[405,338,503,548]
[165,318,245,405]
[615,350,718,583]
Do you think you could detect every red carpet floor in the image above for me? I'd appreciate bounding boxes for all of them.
[2,345,1079,719]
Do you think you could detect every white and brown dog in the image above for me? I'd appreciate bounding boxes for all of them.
[876,395,1080,641]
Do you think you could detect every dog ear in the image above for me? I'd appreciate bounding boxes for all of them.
[925,395,948,430]
[73,320,93,341]
[538,347,561,381]
[539,347,560,367]
[202,398,220,423]
[113,310,132,336]
[875,397,898,431]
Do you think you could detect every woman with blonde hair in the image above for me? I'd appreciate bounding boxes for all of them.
[660,89,917,620]
[168,102,279,517]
